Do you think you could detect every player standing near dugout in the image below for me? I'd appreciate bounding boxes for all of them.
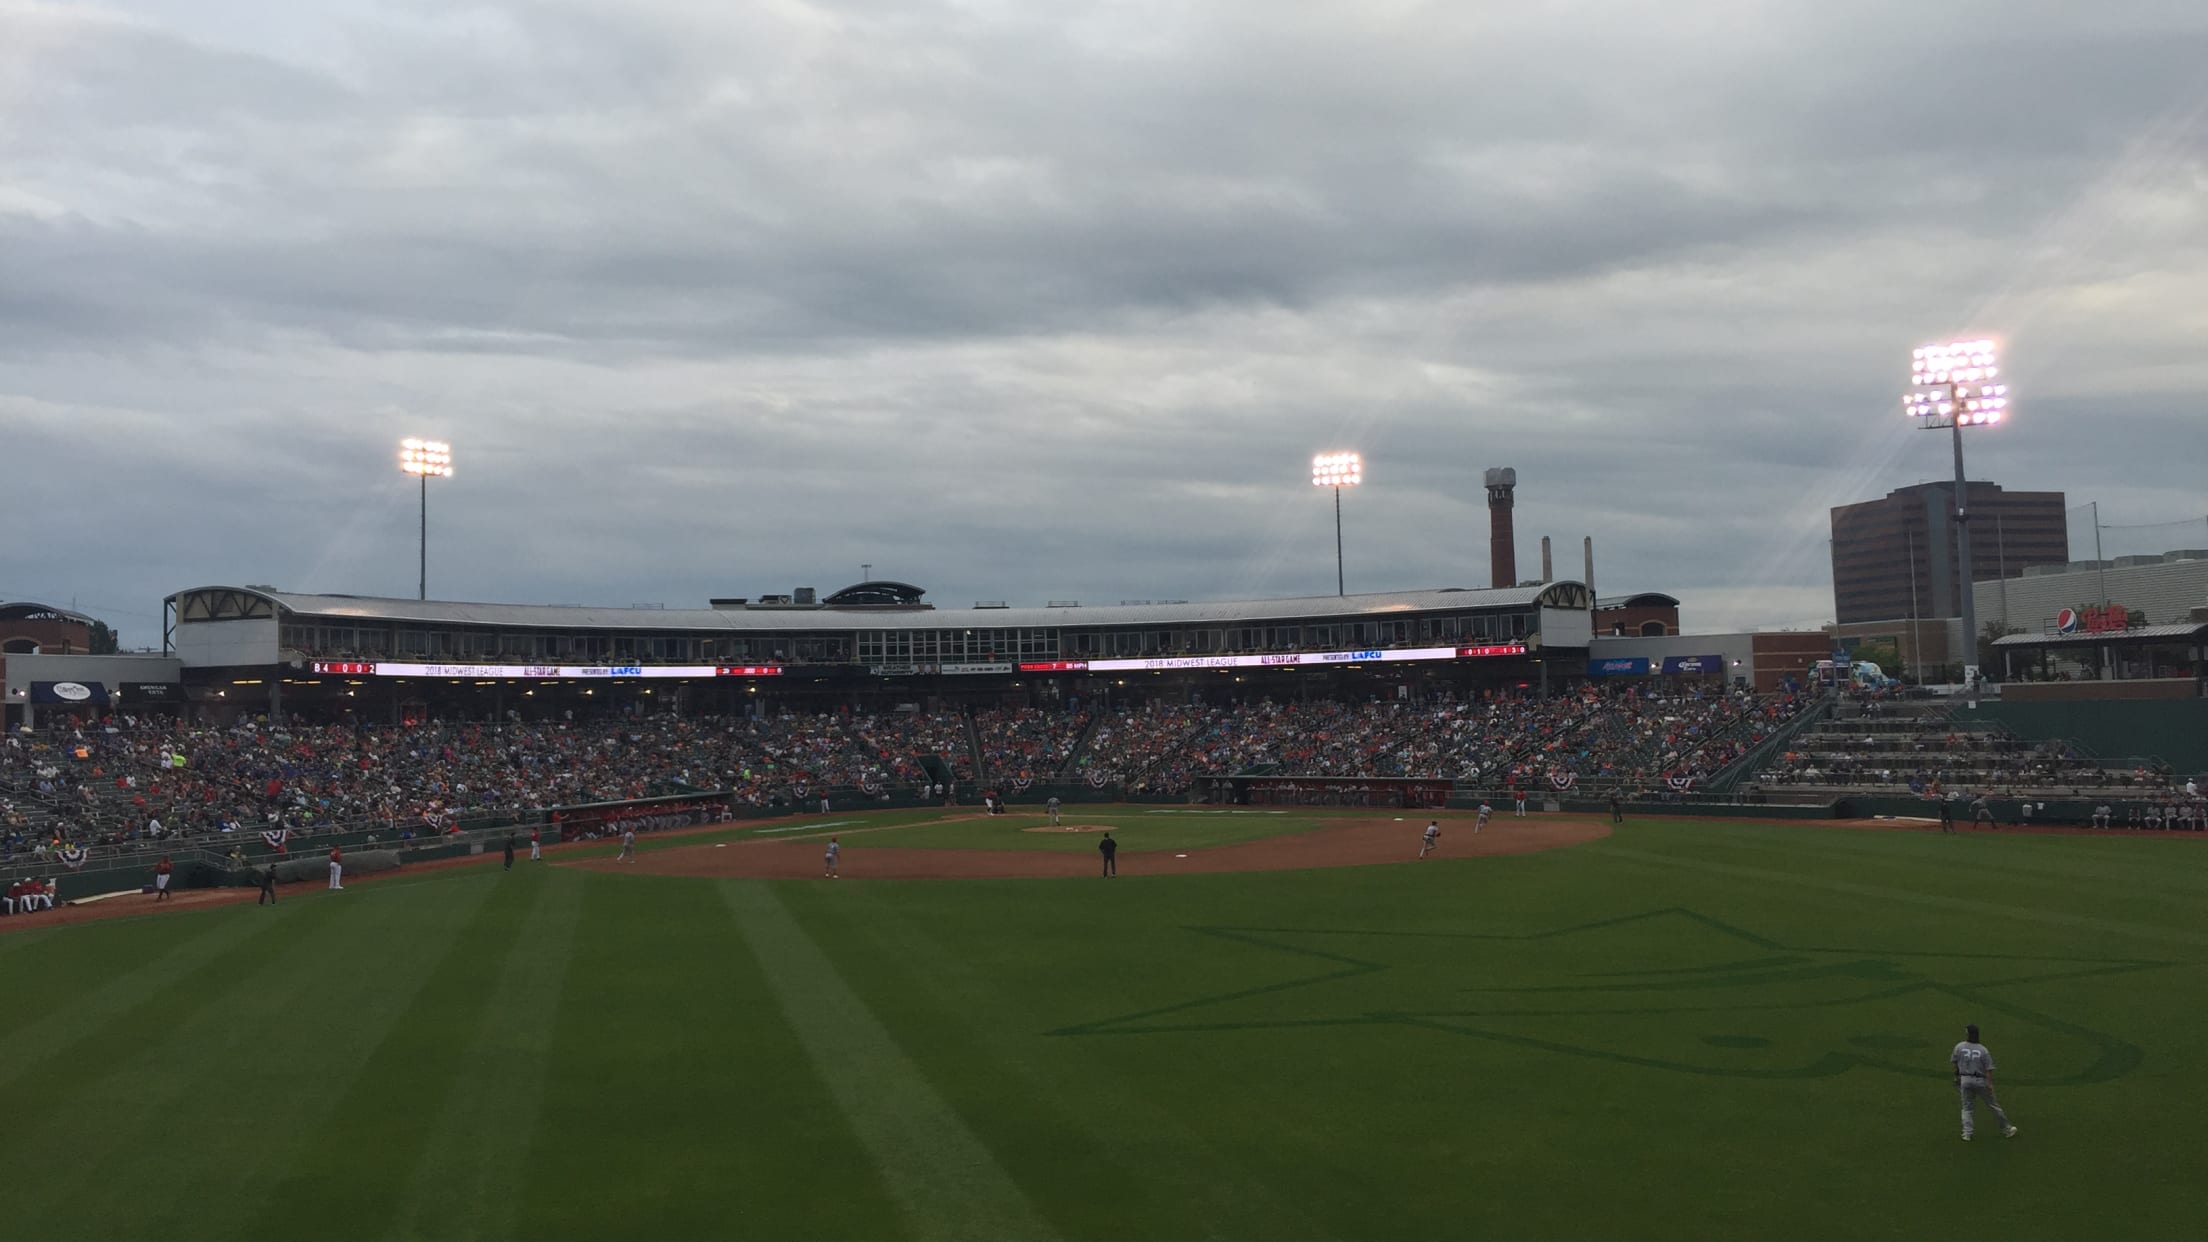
[530,826,541,861]
[153,855,173,901]
[327,844,344,891]
[1952,1023,2019,1141]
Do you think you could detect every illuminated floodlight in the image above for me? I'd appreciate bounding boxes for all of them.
[400,438,454,477]
[1311,451,1363,488]
[1904,339,2007,429]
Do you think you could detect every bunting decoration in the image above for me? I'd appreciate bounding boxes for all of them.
[1666,775,1697,793]
[58,844,90,870]
[1549,771,1577,791]
[261,827,290,853]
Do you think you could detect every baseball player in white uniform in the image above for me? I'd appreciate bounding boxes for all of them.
[1475,802,1492,833]
[617,828,636,863]
[1951,1023,2019,1141]
[1418,821,1440,858]
[824,836,841,878]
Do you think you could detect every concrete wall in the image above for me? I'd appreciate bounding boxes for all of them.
[1975,555,2208,633]
[173,617,279,668]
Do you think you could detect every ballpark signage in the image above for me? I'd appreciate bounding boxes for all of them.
[1659,655,1725,675]
[1020,644,1527,673]
[2053,604,2130,636]
[313,662,781,679]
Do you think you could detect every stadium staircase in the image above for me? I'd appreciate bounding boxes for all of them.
[959,711,985,783]
[1054,712,1107,779]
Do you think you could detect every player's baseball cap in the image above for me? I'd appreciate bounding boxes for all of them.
[1965,1023,1980,1040]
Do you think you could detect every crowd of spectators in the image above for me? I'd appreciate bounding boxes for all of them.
[2,708,980,864]
[970,708,1092,781]
[1072,687,1794,794]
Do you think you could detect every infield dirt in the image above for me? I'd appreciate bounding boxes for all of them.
[566,815,1612,880]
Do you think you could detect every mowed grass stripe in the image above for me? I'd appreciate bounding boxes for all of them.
[513,877,907,1239]
[383,868,587,1242]
[0,897,294,1069]
[240,870,548,1240]
[4,881,501,1239]
[1591,841,2208,950]
[783,881,1342,1242]
[721,879,1064,1242]
[1649,819,2208,905]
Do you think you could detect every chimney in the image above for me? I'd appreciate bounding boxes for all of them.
[1540,536,1553,584]
[1583,536,1595,600]
[1484,467,1518,589]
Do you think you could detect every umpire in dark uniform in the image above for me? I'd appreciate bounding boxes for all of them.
[1938,797,1956,833]
[258,861,278,905]
[1099,831,1118,877]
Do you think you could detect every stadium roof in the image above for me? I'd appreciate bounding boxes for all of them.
[1991,622,2208,647]
[0,601,97,625]
[1596,592,1680,610]
[169,583,1587,633]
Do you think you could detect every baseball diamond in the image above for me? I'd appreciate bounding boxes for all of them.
[3,803,2205,1240]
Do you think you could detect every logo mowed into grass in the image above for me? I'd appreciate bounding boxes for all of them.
[1050,908,2172,1085]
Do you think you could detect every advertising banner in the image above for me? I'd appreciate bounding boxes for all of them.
[31,680,109,705]
[312,662,781,679]
[1586,657,1652,677]
[1659,655,1725,675]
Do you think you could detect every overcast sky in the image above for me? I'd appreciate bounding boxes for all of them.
[4,0,2205,649]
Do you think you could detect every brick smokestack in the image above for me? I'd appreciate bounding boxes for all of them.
[1484,468,1518,588]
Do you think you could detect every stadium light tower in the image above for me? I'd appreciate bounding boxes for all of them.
[399,438,454,601]
[1905,338,2008,691]
[1312,451,1362,596]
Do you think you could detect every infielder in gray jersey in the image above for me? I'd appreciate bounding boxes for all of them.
[1951,1023,2019,1141]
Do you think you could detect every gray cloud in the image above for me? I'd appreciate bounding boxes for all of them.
[2,0,2205,647]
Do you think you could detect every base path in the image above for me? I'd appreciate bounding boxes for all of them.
[568,816,1612,881]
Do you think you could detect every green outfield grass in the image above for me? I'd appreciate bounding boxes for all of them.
[4,818,2205,1240]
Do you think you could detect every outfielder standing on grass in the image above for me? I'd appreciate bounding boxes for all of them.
[1952,1023,2019,1141]
[328,844,344,891]
[530,826,541,861]
[1418,821,1440,858]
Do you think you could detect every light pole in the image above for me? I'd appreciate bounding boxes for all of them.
[1905,339,2007,690]
[399,438,453,601]
[1312,451,1362,596]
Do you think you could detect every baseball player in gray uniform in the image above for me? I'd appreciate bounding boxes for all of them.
[1951,1023,2019,1141]
[824,836,840,878]
[1418,821,1440,858]
[1047,796,1062,827]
